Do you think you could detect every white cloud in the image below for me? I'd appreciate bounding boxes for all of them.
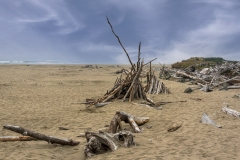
[7,0,84,35]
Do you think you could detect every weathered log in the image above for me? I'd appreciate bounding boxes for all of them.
[3,125,79,146]
[222,107,240,118]
[176,71,208,84]
[227,86,240,89]
[0,136,36,142]
[109,111,142,133]
[212,76,240,88]
[84,131,135,159]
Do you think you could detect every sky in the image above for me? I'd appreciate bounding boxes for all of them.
[0,0,240,64]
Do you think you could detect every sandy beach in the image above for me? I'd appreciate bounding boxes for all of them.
[0,64,240,160]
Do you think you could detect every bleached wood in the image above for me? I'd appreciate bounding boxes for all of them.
[213,76,240,88]
[84,131,135,159]
[227,86,240,89]
[0,136,36,142]
[176,71,208,84]
[109,111,143,133]
[222,107,240,118]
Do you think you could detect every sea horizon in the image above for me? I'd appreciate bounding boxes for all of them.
[0,60,134,65]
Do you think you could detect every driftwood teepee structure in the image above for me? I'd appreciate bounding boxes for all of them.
[85,16,160,106]
[100,17,149,102]
[145,62,170,94]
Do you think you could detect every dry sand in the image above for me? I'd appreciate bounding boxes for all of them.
[0,64,240,160]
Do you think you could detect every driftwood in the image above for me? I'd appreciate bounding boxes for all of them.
[212,76,240,88]
[227,86,240,89]
[0,136,36,142]
[169,61,240,91]
[201,113,222,128]
[184,87,193,93]
[107,16,134,70]
[200,84,212,92]
[95,102,112,108]
[156,100,187,105]
[3,125,79,146]
[167,122,182,132]
[84,110,148,159]
[222,107,240,118]
[84,131,135,159]
[176,71,208,84]
[164,61,240,92]
[58,127,69,130]
[109,111,149,133]
[145,65,170,94]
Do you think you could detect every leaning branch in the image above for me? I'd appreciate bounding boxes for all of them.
[143,58,157,66]
[106,16,135,70]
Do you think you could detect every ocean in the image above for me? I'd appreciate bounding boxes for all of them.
[0,60,80,64]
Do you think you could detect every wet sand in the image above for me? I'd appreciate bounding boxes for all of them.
[0,64,240,160]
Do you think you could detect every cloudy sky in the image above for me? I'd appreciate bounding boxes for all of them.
[0,0,240,64]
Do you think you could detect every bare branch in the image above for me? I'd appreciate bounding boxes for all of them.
[106,16,135,70]
[144,58,157,66]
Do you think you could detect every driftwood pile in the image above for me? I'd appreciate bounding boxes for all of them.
[160,61,240,92]
[84,130,135,159]
[84,111,149,159]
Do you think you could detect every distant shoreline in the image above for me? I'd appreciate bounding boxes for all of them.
[0,61,166,66]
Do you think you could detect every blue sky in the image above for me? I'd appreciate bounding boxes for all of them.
[0,0,240,64]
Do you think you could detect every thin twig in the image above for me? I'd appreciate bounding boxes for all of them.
[144,58,157,66]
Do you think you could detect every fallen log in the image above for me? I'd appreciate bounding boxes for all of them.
[109,111,148,133]
[222,107,240,118]
[176,71,208,84]
[3,125,79,146]
[227,86,240,89]
[212,76,240,88]
[0,136,36,142]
